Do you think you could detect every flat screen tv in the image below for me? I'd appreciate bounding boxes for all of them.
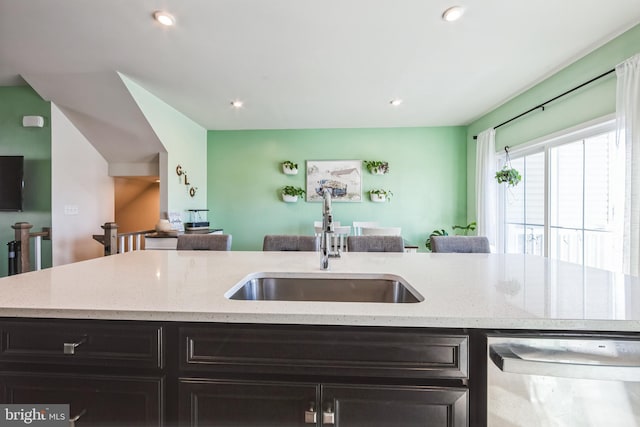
[0,156,24,211]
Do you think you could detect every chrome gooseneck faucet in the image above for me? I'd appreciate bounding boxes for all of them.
[320,188,338,270]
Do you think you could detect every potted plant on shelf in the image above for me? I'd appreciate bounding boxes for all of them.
[369,189,392,202]
[363,160,389,175]
[282,161,299,175]
[495,146,521,187]
[282,186,305,202]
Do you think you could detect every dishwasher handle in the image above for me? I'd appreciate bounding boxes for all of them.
[490,343,640,382]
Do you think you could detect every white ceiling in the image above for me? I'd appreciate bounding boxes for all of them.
[1,0,640,135]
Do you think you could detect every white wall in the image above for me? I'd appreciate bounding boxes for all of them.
[51,103,114,266]
[120,74,207,221]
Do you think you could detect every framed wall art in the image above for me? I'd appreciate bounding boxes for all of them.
[306,160,362,202]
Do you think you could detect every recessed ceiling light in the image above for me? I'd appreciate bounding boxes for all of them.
[442,6,465,22]
[230,100,244,109]
[389,99,403,107]
[153,11,176,26]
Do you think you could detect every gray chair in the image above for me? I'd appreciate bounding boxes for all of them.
[176,234,232,251]
[263,235,319,251]
[430,236,490,253]
[347,236,404,253]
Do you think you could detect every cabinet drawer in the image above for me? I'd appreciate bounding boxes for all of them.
[0,372,163,427]
[0,321,163,369]
[180,324,468,379]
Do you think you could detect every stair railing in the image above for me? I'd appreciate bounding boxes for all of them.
[93,222,154,255]
[9,222,51,275]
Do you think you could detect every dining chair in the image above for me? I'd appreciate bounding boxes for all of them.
[314,221,349,252]
[430,236,490,253]
[360,226,401,236]
[263,235,320,251]
[352,221,379,236]
[313,221,341,235]
[347,236,404,252]
[176,234,232,251]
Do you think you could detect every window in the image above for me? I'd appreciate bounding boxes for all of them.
[501,119,624,272]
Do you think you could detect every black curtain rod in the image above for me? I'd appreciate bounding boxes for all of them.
[472,68,616,140]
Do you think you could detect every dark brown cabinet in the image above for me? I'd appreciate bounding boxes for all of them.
[0,319,165,427]
[179,379,319,426]
[0,319,479,427]
[179,379,467,427]
[178,324,470,427]
[0,372,163,427]
[325,384,467,427]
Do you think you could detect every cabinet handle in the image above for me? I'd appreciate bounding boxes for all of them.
[322,402,335,425]
[69,408,87,427]
[304,402,317,424]
[63,337,87,355]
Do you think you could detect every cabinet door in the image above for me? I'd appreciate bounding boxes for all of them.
[179,379,319,426]
[0,372,163,427]
[322,384,467,427]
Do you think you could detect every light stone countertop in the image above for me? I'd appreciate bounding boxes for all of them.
[0,250,639,332]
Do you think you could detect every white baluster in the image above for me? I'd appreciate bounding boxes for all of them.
[119,236,125,253]
[127,235,134,252]
[35,235,42,271]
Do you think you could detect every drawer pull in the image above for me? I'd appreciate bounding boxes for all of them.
[304,402,317,424]
[69,408,87,427]
[322,402,335,425]
[63,337,87,355]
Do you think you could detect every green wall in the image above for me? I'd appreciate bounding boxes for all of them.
[122,74,208,216]
[208,127,467,251]
[466,24,640,222]
[0,86,52,277]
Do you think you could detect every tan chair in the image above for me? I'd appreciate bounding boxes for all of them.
[360,226,401,236]
[430,236,490,253]
[176,234,232,251]
[347,236,404,252]
[263,235,319,251]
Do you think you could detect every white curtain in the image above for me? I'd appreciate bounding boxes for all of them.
[475,128,497,250]
[618,53,640,275]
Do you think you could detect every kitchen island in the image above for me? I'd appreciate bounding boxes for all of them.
[0,251,638,426]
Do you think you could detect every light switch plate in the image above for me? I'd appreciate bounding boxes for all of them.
[64,205,79,215]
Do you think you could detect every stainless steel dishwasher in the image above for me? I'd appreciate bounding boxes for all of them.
[487,335,640,426]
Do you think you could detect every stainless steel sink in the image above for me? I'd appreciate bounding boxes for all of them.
[226,273,423,303]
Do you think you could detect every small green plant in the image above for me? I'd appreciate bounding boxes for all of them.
[282,160,298,170]
[369,189,393,201]
[363,160,389,174]
[495,167,521,187]
[282,186,305,197]
[425,229,448,251]
[425,222,477,251]
[452,221,477,235]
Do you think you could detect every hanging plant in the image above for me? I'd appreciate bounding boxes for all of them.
[495,146,522,187]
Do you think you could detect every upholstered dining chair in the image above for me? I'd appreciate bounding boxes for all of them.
[430,236,490,253]
[347,236,404,253]
[263,235,320,251]
[176,234,232,251]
